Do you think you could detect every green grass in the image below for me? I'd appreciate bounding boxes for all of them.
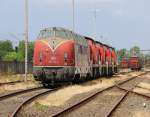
[33,102,49,110]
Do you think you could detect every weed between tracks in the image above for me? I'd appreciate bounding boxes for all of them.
[33,102,49,110]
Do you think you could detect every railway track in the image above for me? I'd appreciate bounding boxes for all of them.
[0,86,44,117]
[0,86,43,101]
[0,81,22,86]
[51,71,150,117]
[11,87,61,117]
[0,86,61,117]
[0,71,148,117]
[118,70,132,75]
[0,80,33,86]
[105,85,150,117]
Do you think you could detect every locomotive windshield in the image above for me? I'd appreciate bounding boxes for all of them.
[38,29,54,38]
[38,27,73,39]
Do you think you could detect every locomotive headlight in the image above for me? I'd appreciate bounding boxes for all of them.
[39,52,43,62]
[64,52,68,62]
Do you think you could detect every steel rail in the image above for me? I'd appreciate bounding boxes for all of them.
[136,85,150,91]
[104,84,136,117]
[116,72,148,86]
[0,81,22,86]
[0,86,43,101]
[11,87,62,117]
[52,86,115,117]
[51,72,148,117]
[105,85,150,117]
[0,80,33,86]
[117,86,150,99]
[104,90,129,117]
[117,70,132,75]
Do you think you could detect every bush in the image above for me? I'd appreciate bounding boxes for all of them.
[2,52,17,61]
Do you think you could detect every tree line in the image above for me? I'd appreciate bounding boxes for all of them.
[117,46,150,65]
[117,46,141,64]
[0,40,34,62]
[0,40,149,65]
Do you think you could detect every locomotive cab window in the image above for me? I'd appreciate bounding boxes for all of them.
[56,30,66,38]
[38,29,54,38]
[65,31,70,39]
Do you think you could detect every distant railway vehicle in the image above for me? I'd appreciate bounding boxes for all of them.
[33,27,117,86]
[121,58,129,69]
[129,56,143,70]
[146,58,150,68]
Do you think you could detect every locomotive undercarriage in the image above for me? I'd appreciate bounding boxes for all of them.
[33,65,117,86]
[33,67,75,86]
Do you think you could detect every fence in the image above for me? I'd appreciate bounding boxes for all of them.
[0,61,33,74]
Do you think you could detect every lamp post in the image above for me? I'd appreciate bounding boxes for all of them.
[24,0,28,82]
[72,0,75,31]
[93,9,100,39]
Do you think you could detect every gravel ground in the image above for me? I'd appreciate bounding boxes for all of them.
[19,87,126,117]
[0,88,49,117]
[133,81,150,97]
[134,87,150,95]
[0,74,41,94]
[119,72,150,90]
[58,87,126,117]
[0,81,41,94]
[17,71,144,117]
[0,74,34,83]
[111,93,150,117]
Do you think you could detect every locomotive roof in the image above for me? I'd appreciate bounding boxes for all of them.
[43,27,71,32]
[40,27,85,40]
[85,36,115,49]
[39,27,115,49]
[41,27,84,36]
[84,36,94,41]
[95,41,103,45]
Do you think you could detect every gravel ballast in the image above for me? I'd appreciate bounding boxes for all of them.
[18,72,145,117]
[0,88,49,117]
[59,87,126,117]
[111,93,150,117]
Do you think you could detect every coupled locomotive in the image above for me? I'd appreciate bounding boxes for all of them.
[33,27,117,86]
[120,56,143,70]
[121,58,129,69]
[129,56,143,70]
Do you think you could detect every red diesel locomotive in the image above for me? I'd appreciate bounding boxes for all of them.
[129,56,143,70]
[33,27,117,86]
[121,58,129,69]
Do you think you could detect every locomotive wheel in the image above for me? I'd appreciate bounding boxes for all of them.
[43,83,49,88]
[86,73,91,81]
[73,74,80,83]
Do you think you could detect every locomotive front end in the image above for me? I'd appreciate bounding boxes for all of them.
[33,27,75,85]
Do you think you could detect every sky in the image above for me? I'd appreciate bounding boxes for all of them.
[0,0,150,50]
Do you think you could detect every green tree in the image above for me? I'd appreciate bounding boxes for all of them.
[117,49,127,64]
[17,41,34,62]
[17,41,25,62]
[0,40,13,60]
[2,52,17,61]
[130,46,140,56]
[0,40,13,52]
[28,42,34,62]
